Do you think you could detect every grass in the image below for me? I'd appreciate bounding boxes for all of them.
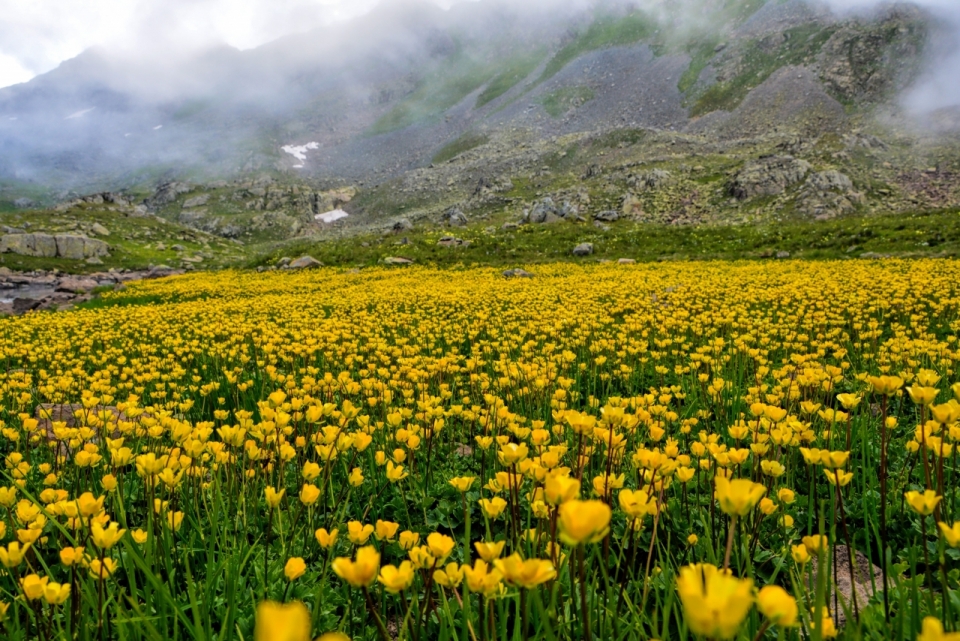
[432,133,491,165]
[475,49,546,109]
[253,208,960,269]
[539,10,657,84]
[541,87,597,118]
[691,24,836,117]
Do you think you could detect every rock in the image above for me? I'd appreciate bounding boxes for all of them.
[527,198,557,224]
[13,198,35,209]
[501,223,519,231]
[276,257,291,267]
[594,210,620,223]
[617,258,636,264]
[442,207,468,227]
[503,269,534,278]
[146,182,191,209]
[12,298,41,314]
[594,222,610,231]
[860,252,890,259]
[558,201,579,219]
[437,237,464,248]
[622,194,645,219]
[56,277,99,294]
[776,251,791,259]
[573,243,594,256]
[729,156,811,200]
[810,545,885,628]
[55,235,110,260]
[629,169,673,191]
[384,256,413,265]
[155,242,167,251]
[90,223,110,236]
[171,244,185,252]
[807,170,854,192]
[182,195,210,209]
[392,219,414,234]
[0,233,57,257]
[143,266,184,280]
[85,256,104,265]
[289,256,322,270]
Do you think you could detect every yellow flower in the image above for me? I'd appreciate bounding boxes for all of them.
[687,533,698,545]
[385,461,407,483]
[378,561,415,593]
[759,498,778,515]
[374,520,399,542]
[939,522,960,548]
[544,474,580,505]
[449,476,476,493]
[825,469,854,486]
[475,540,506,562]
[20,574,48,600]
[91,522,126,549]
[676,563,753,640]
[791,545,810,565]
[714,477,766,517]
[0,541,30,568]
[317,634,350,641]
[479,497,508,520]
[88,557,118,580]
[618,488,658,519]
[348,467,364,487]
[905,490,942,516]
[462,559,503,596]
[802,535,828,554]
[43,581,71,605]
[835,393,861,410]
[302,461,322,481]
[347,521,374,545]
[167,511,184,532]
[498,442,528,465]
[315,528,338,548]
[265,487,285,509]
[426,532,456,562]
[867,375,904,396]
[494,553,556,588]
[299,484,321,506]
[558,499,611,545]
[0,487,16,508]
[811,607,837,639]
[332,546,380,588]
[427,555,461,585]
[408,546,437,570]
[777,488,796,504]
[101,474,118,492]
[907,386,939,406]
[757,585,798,627]
[254,601,311,641]
[60,546,85,566]
[132,529,148,544]
[820,451,850,469]
[398,530,420,550]
[917,616,960,641]
[284,557,306,581]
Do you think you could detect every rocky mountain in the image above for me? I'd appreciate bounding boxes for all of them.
[1,0,959,251]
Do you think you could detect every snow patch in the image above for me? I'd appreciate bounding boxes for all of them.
[315,209,349,224]
[65,107,95,120]
[282,142,319,163]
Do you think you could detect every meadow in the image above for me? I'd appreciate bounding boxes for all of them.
[0,259,958,640]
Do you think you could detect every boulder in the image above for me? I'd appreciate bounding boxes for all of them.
[12,298,41,314]
[384,256,414,265]
[503,269,534,278]
[629,169,673,191]
[0,233,58,257]
[183,195,210,209]
[55,235,109,260]
[289,256,322,270]
[13,198,35,209]
[622,194,645,219]
[392,219,414,234]
[810,544,885,628]
[807,170,854,192]
[501,222,519,231]
[557,201,579,219]
[618,258,636,264]
[573,243,594,256]
[527,198,557,224]
[56,277,99,294]
[90,223,110,236]
[437,237,464,248]
[729,156,811,200]
[442,208,469,227]
[594,210,620,223]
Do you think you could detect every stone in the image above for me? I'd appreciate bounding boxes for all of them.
[171,244,185,252]
[573,243,594,257]
[503,269,534,278]
[392,219,414,234]
[55,235,109,260]
[622,194,645,219]
[0,233,58,258]
[728,156,812,200]
[442,207,468,227]
[594,222,610,231]
[776,251,791,259]
[501,223,519,231]
[810,544,885,628]
[384,256,413,265]
[86,256,104,265]
[629,169,672,191]
[12,298,41,314]
[90,223,110,236]
[527,198,557,224]
[276,257,291,267]
[617,258,636,264]
[183,195,210,209]
[594,210,620,223]
[558,201,579,218]
[13,198,35,209]
[56,277,99,294]
[143,266,184,280]
[289,256,322,270]
[437,236,463,248]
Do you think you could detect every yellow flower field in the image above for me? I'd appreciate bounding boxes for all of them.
[0,260,958,640]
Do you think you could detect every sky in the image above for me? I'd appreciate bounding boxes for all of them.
[0,0,459,89]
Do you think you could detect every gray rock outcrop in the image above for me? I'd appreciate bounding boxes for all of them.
[0,234,109,260]
[729,156,812,200]
[573,242,594,256]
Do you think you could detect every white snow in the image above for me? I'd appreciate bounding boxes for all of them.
[292,164,304,169]
[65,107,95,120]
[282,142,319,163]
[315,209,349,224]
[153,125,163,130]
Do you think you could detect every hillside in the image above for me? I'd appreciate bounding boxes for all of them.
[0,0,959,272]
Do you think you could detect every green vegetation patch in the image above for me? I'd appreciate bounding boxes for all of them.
[475,49,546,109]
[432,133,491,165]
[541,86,597,118]
[691,24,836,117]
[539,11,656,83]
